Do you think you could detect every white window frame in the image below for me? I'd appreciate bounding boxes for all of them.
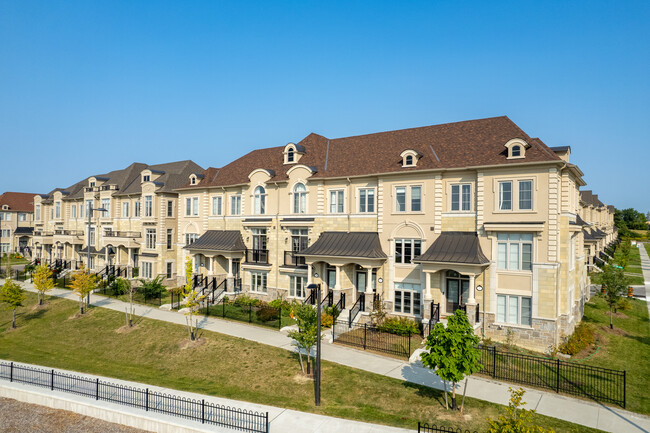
[122,202,129,218]
[498,181,512,211]
[134,200,141,217]
[145,228,156,249]
[144,196,153,217]
[394,283,422,316]
[166,262,173,279]
[358,188,375,213]
[1,229,11,238]
[518,180,533,210]
[55,202,61,219]
[497,294,532,326]
[167,200,173,217]
[254,186,266,215]
[71,206,77,219]
[289,275,306,298]
[395,185,423,213]
[101,198,110,217]
[497,233,533,271]
[451,183,472,212]
[394,239,422,264]
[142,262,153,279]
[185,233,198,246]
[212,196,223,216]
[230,195,241,215]
[250,271,268,293]
[18,212,27,222]
[329,189,344,214]
[293,183,307,214]
[35,205,41,221]
[88,227,96,246]
[166,228,173,250]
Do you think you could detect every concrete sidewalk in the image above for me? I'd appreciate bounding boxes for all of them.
[4,279,650,432]
[637,244,650,322]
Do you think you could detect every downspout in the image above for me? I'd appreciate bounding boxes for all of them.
[555,262,561,349]
[221,187,227,230]
[347,177,352,232]
[274,182,280,297]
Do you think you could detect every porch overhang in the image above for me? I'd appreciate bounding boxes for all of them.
[414,231,490,276]
[296,231,387,267]
[184,230,246,256]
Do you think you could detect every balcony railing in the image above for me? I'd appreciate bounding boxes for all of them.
[283,251,306,268]
[54,230,83,236]
[104,231,142,238]
[34,231,53,237]
[245,249,269,265]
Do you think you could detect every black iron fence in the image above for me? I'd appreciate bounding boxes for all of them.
[478,345,626,407]
[348,294,364,326]
[201,296,296,330]
[332,321,421,359]
[417,422,478,433]
[95,285,163,307]
[0,361,268,432]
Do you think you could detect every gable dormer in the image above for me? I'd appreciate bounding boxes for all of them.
[283,142,305,164]
[400,149,421,167]
[188,172,205,186]
[1,204,8,211]
[504,138,531,160]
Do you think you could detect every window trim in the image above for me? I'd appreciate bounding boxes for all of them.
[230,194,242,215]
[496,178,536,212]
[212,196,223,216]
[497,233,533,272]
[393,283,422,316]
[250,271,268,293]
[496,294,532,326]
[358,187,376,213]
[394,184,424,213]
[394,238,422,265]
[253,186,266,215]
[145,228,157,250]
[450,183,472,212]
[328,189,345,214]
[292,183,307,214]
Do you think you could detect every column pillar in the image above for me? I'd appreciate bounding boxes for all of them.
[227,257,233,277]
[335,265,341,291]
[365,266,374,312]
[307,263,313,285]
[466,274,477,325]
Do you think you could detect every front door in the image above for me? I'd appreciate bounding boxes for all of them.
[356,271,366,293]
[327,266,336,290]
[445,271,470,313]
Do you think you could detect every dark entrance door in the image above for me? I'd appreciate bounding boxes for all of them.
[445,270,469,313]
[327,266,336,290]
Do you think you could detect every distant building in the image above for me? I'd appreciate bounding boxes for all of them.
[0,191,39,257]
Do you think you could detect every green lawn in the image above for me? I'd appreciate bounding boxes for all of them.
[578,296,650,415]
[0,258,30,266]
[0,293,601,433]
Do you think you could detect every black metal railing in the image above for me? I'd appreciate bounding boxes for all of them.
[283,251,306,268]
[418,422,478,433]
[230,277,242,292]
[320,290,333,309]
[54,229,84,236]
[348,293,365,326]
[332,321,418,359]
[303,289,315,305]
[334,293,346,313]
[245,249,269,264]
[202,295,294,331]
[478,345,626,407]
[427,302,440,334]
[0,361,268,432]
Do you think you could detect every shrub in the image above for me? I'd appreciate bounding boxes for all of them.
[234,294,259,307]
[379,316,420,336]
[137,275,166,299]
[559,322,595,355]
[269,298,290,310]
[108,278,128,295]
[321,313,333,328]
[323,305,340,320]
[256,305,278,322]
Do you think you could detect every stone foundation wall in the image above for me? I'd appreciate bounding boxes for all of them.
[484,313,558,352]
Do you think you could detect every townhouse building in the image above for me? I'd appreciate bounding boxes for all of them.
[176,116,595,350]
[0,192,38,256]
[578,190,617,268]
[32,160,202,283]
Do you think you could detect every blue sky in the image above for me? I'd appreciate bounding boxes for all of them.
[1,1,649,211]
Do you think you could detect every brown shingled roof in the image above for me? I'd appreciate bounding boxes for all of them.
[181,116,562,189]
[0,192,39,212]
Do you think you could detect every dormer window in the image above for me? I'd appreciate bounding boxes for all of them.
[89,181,95,188]
[400,149,420,167]
[143,175,150,182]
[287,148,294,162]
[504,138,530,160]
[284,142,305,164]
[190,177,196,185]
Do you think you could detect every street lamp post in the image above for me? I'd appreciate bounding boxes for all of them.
[307,282,321,406]
[86,205,106,307]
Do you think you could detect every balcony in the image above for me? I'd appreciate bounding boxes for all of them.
[283,251,306,268]
[104,231,142,238]
[54,230,84,236]
[245,249,269,265]
[54,229,84,244]
[103,230,142,248]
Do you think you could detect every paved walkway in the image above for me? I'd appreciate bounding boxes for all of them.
[4,279,650,433]
[637,244,650,321]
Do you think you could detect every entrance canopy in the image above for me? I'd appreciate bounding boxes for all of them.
[415,231,489,265]
[184,230,246,253]
[297,231,386,268]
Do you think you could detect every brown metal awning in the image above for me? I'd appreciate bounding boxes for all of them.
[415,232,489,265]
[297,231,387,259]
[184,230,246,252]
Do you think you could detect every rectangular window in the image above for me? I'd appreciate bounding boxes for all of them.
[167,200,173,217]
[411,186,422,212]
[55,202,61,219]
[499,181,512,210]
[230,195,241,215]
[142,262,153,279]
[166,228,173,250]
[395,239,422,264]
[35,205,41,221]
[290,275,306,298]
[0,243,9,253]
[395,187,406,212]
[1,229,10,237]
[166,262,173,279]
[394,283,422,316]
[18,212,27,222]
[193,197,199,216]
[451,184,471,211]
[290,228,308,252]
[519,180,533,210]
[144,196,153,217]
[71,206,76,219]
[212,196,222,215]
[250,271,268,293]
[122,202,129,218]
[329,190,344,213]
[89,227,95,246]
[497,295,532,326]
[145,228,156,249]
[497,233,533,271]
[134,200,141,217]
[185,197,192,216]
[185,233,198,246]
[101,198,110,217]
[359,188,375,213]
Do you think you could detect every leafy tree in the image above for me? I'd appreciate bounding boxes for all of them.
[486,387,555,433]
[600,264,628,329]
[0,279,26,328]
[615,208,647,231]
[32,264,54,305]
[421,309,482,411]
[182,257,203,341]
[287,302,321,374]
[69,264,97,314]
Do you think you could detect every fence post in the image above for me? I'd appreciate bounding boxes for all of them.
[146,388,149,411]
[417,421,421,433]
[556,359,560,393]
[202,399,205,423]
[408,331,411,358]
[363,323,367,350]
[249,304,252,323]
[10,362,13,382]
[51,369,54,390]
[492,346,496,378]
[96,378,99,400]
[265,412,269,433]
[278,306,282,330]
[623,370,626,408]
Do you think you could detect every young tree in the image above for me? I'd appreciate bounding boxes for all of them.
[421,309,482,411]
[0,279,26,328]
[182,257,203,341]
[600,264,628,329]
[287,302,321,374]
[32,264,54,305]
[369,294,387,326]
[69,264,97,314]
[487,387,555,433]
[114,278,136,327]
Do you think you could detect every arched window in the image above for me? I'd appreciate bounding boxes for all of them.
[287,148,294,163]
[405,155,413,166]
[254,186,266,214]
[293,183,306,214]
[511,145,521,157]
